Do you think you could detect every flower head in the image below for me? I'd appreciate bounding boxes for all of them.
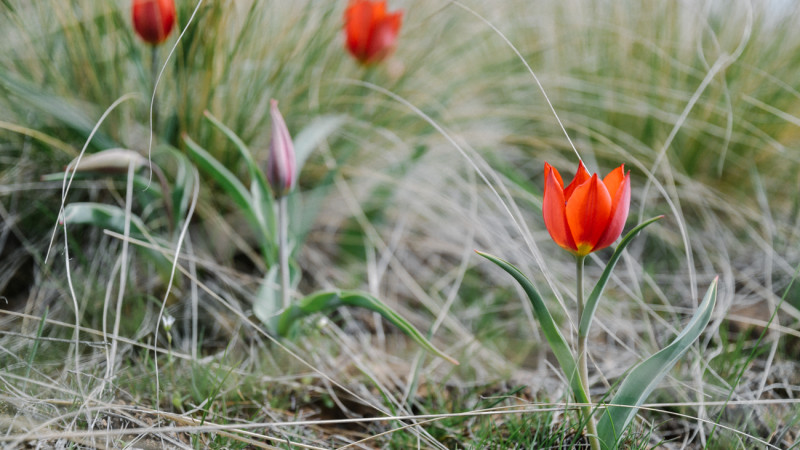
[161,314,176,332]
[542,161,631,256]
[267,100,296,198]
[132,0,176,45]
[344,0,403,65]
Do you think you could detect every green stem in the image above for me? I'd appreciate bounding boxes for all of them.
[167,333,173,365]
[278,195,290,309]
[150,46,160,136]
[577,255,601,450]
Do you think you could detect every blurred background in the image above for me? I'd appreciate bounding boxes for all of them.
[1,0,799,447]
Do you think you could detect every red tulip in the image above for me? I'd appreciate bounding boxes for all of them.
[542,161,631,256]
[132,0,176,45]
[344,0,403,65]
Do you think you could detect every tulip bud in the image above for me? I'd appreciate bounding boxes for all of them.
[344,0,403,65]
[132,0,176,45]
[267,100,296,198]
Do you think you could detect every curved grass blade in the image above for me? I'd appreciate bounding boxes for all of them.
[579,216,663,338]
[277,290,459,365]
[596,277,718,449]
[476,251,588,405]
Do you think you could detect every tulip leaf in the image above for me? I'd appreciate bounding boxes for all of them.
[579,216,663,338]
[476,251,588,405]
[253,266,281,328]
[276,290,459,366]
[202,111,274,238]
[202,111,269,195]
[41,171,163,198]
[253,262,302,331]
[596,277,718,449]
[166,148,196,232]
[182,134,252,213]
[293,115,346,172]
[183,133,273,262]
[63,202,149,236]
[61,202,171,276]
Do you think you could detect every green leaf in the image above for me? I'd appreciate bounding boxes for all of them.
[183,133,252,213]
[0,71,117,150]
[183,133,273,263]
[293,115,346,172]
[62,202,172,277]
[166,148,195,232]
[63,202,150,236]
[202,111,274,236]
[253,266,281,328]
[596,277,718,449]
[580,216,663,337]
[41,172,163,199]
[202,111,269,195]
[276,290,459,366]
[476,251,588,405]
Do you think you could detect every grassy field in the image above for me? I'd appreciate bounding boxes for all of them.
[1,0,799,448]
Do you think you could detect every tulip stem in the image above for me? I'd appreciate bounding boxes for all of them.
[150,46,160,136]
[576,255,601,450]
[278,195,290,310]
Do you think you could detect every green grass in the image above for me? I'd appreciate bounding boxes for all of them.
[2,0,800,448]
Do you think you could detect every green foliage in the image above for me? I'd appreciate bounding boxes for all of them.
[596,278,717,449]
[277,290,459,366]
[61,202,175,279]
[183,110,346,266]
[479,217,717,449]
[183,112,454,366]
[183,133,274,262]
[475,250,589,406]
[580,216,664,337]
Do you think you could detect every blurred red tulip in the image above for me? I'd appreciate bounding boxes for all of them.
[542,161,631,256]
[132,0,176,45]
[344,0,403,65]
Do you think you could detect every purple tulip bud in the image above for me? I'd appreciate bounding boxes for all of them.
[267,99,296,198]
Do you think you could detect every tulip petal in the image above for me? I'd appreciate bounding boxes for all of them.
[565,174,612,255]
[344,0,402,64]
[132,0,176,45]
[543,162,564,198]
[594,171,631,251]
[345,1,373,59]
[603,164,626,199]
[367,11,402,63]
[563,160,591,200]
[543,165,576,252]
